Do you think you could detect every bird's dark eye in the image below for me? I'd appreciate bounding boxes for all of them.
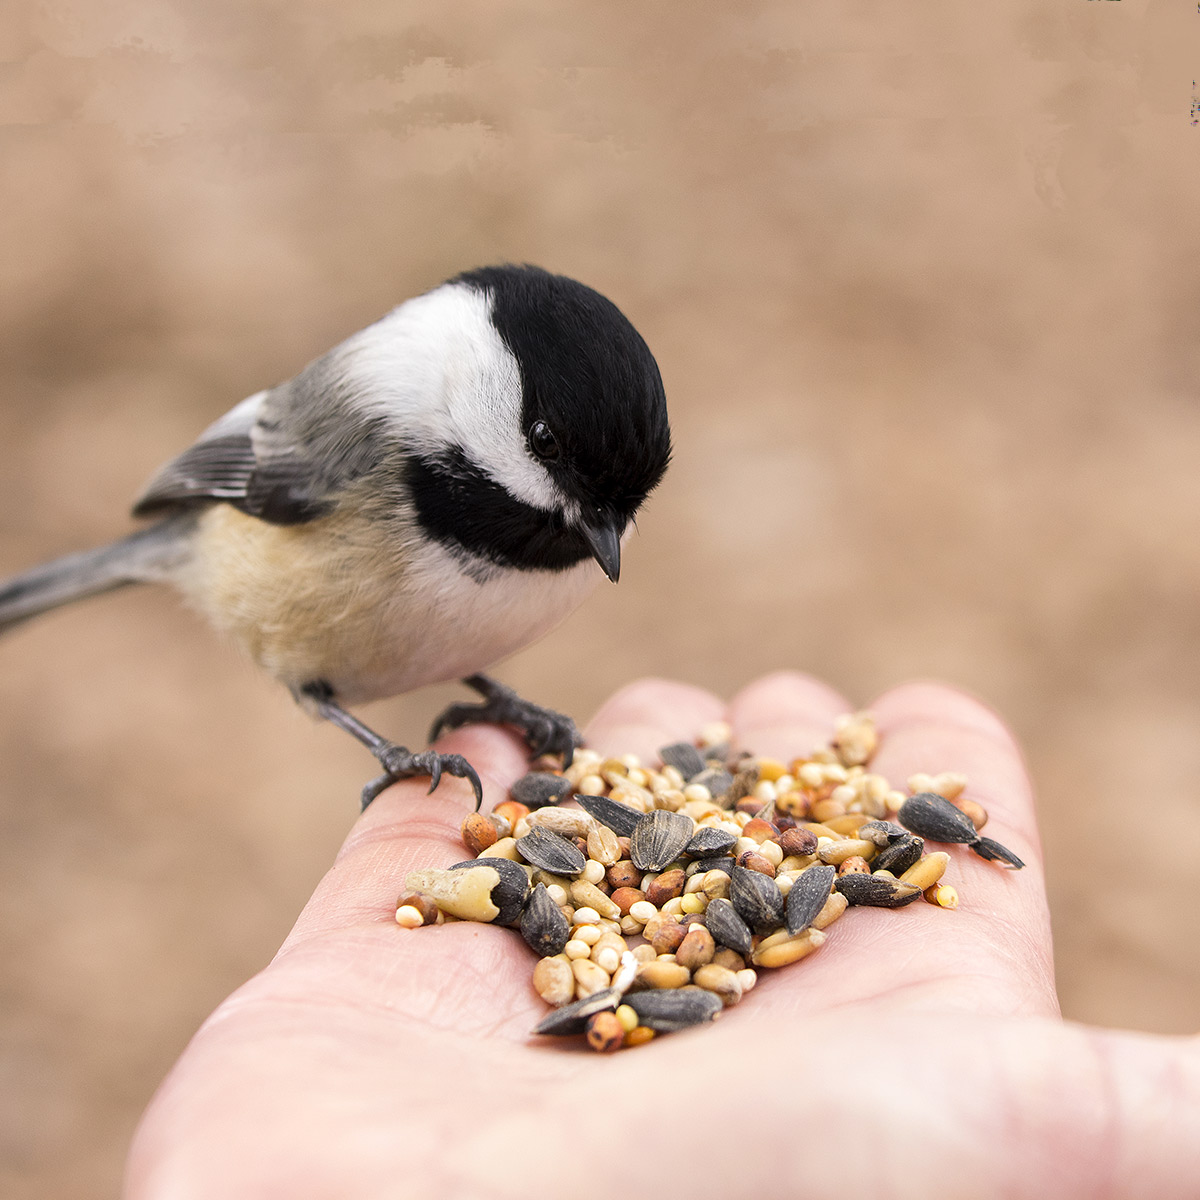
[528,421,560,462]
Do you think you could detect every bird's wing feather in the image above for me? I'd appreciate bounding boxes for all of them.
[132,355,395,526]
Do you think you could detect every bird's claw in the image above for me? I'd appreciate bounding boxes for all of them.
[430,674,582,767]
[361,744,484,812]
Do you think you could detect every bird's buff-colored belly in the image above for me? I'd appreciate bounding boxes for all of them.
[178,504,600,704]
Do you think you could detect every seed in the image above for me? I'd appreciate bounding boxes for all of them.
[586,1010,625,1053]
[404,866,501,923]
[930,771,968,802]
[461,812,498,855]
[575,793,642,837]
[526,807,595,839]
[871,834,925,876]
[823,813,872,836]
[448,857,531,925]
[395,905,425,928]
[675,925,717,971]
[899,793,1023,868]
[624,1026,658,1047]
[737,850,776,877]
[606,859,642,889]
[580,860,606,886]
[897,792,978,844]
[833,711,877,766]
[741,818,778,844]
[610,886,646,915]
[631,943,657,965]
[728,866,785,934]
[534,987,621,1035]
[693,767,736,801]
[811,891,848,929]
[572,905,601,925]
[628,899,658,925]
[572,957,612,997]
[394,892,439,926]
[899,851,950,892]
[778,826,818,857]
[659,741,706,780]
[691,963,743,1005]
[785,863,836,934]
[625,986,723,1031]
[953,797,989,831]
[679,893,706,915]
[630,809,696,871]
[838,856,870,876]
[752,927,826,968]
[648,920,687,956]
[701,869,732,901]
[711,946,745,972]
[971,836,1025,869]
[570,879,621,921]
[856,820,907,847]
[510,772,573,809]
[635,959,691,989]
[644,867,687,907]
[924,883,960,909]
[615,1004,639,1032]
[735,968,758,994]
[517,826,587,876]
[493,800,531,828]
[834,873,922,908]
[533,954,575,1006]
[520,883,571,957]
[684,826,738,858]
[586,824,622,866]
[817,838,877,866]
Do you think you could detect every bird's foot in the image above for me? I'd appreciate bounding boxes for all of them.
[362,744,484,812]
[430,674,581,766]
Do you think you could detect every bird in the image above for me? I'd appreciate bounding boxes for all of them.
[0,264,671,809]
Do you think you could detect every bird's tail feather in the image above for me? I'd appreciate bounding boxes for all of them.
[0,514,196,635]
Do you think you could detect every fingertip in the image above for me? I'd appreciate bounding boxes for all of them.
[584,678,727,760]
[729,670,851,760]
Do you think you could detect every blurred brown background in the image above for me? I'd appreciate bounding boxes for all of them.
[1,1,1197,1195]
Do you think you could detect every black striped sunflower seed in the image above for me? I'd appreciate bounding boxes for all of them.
[629,809,695,872]
[728,865,785,934]
[447,856,530,925]
[702,896,753,956]
[515,826,587,877]
[625,986,723,1032]
[519,883,571,957]
[785,863,837,934]
[575,793,641,838]
[834,872,922,908]
[659,741,706,780]
[533,987,621,1036]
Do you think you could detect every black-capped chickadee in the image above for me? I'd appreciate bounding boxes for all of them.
[0,265,671,807]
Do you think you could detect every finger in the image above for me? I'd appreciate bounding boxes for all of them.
[727,669,852,760]
[583,677,727,762]
[284,722,530,943]
[868,680,1057,1013]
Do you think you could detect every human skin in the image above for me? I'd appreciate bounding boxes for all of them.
[124,672,1200,1199]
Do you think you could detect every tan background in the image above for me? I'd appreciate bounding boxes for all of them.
[2,2,1198,1195]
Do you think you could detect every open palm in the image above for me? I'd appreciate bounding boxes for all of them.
[126,673,1200,1199]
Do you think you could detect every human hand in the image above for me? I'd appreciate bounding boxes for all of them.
[124,673,1200,1199]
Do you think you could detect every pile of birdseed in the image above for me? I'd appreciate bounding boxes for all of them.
[396,711,1023,1052]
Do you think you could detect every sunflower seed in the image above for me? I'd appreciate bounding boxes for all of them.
[834,873,922,908]
[899,793,1024,869]
[625,986,723,1032]
[629,808,695,871]
[684,826,738,858]
[971,836,1025,869]
[897,793,979,844]
[520,883,571,957]
[702,896,753,956]
[785,863,836,934]
[691,767,735,801]
[533,987,621,1036]
[659,742,706,780]
[856,819,908,847]
[728,865,785,934]
[515,826,587,876]
[510,772,573,809]
[871,833,925,876]
[575,793,642,838]
[448,856,530,925]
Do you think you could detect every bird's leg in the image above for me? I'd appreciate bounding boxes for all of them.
[300,682,483,812]
[429,674,582,767]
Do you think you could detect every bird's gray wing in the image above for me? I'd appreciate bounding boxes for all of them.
[132,354,393,526]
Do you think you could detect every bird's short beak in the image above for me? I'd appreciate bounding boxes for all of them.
[580,513,623,583]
